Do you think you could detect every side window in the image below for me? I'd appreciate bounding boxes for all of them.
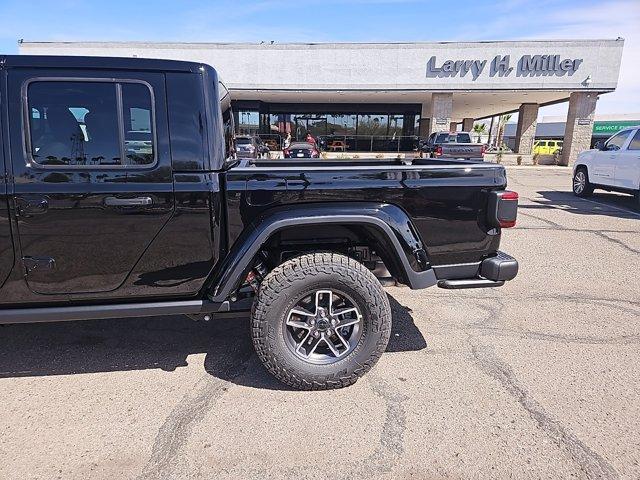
[28,81,120,166]
[26,80,155,168]
[627,130,640,151]
[122,83,154,165]
[604,130,631,151]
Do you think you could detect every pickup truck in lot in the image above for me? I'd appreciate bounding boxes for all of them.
[0,56,519,389]
[420,131,486,160]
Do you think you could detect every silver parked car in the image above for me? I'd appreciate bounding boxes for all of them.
[235,135,269,159]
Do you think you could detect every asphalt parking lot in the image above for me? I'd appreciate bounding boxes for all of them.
[1,167,639,480]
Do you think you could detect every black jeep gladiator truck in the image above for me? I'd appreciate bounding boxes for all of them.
[0,56,519,389]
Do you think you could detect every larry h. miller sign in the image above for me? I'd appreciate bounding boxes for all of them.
[426,54,583,80]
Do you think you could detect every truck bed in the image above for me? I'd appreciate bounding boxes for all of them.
[225,159,506,266]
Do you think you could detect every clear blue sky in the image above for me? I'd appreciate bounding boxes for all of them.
[1,0,638,118]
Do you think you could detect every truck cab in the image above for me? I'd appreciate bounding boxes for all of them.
[0,55,230,305]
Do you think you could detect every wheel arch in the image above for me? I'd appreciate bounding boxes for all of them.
[206,202,437,302]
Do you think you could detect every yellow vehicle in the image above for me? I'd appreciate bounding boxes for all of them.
[533,139,563,155]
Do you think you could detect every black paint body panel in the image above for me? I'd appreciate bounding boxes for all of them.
[225,163,505,266]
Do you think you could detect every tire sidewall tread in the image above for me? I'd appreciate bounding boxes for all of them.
[573,166,594,197]
[251,252,392,390]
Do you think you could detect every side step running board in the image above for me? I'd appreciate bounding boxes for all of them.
[437,279,505,289]
[0,300,221,325]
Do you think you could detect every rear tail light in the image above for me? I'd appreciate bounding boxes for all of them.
[435,145,443,156]
[480,144,487,155]
[488,190,518,228]
[283,148,290,156]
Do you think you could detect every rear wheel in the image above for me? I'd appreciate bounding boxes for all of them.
[573,167,594,197]
[251,252,391,390]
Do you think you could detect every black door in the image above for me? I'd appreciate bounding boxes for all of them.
[7,69,174,297]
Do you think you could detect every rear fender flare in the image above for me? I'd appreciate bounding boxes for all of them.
[208,202,436,302]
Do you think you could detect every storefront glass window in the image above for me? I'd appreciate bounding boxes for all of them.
[307,116,327,138]
[236,110,259,135]
[357,114,388,136]
[234,104,419,153]
[327,114,357,136]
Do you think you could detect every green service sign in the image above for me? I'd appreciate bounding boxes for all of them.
[593,121,640,135]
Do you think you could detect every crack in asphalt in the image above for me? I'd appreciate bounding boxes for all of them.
[427,287,634,478]
[424,294,640,346]
[593,231,640,255]
[319,373,409,480]
[461,173,629,478]
[470,343,620,480]
[137,352,252,480]
[473,326,640,346]
[425,292,640,311]
[192,371,409,480]
[518,210,567,229]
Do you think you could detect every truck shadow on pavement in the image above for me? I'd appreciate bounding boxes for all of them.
[520,190,639,219]
[0,294,426,389]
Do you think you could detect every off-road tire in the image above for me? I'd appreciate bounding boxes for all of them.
[251,252,392,390]
[573,166,594,197]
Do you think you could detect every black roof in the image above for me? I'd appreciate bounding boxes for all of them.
[0,54,211,74]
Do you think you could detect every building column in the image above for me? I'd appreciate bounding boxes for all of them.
[428,93,453,135]
[462,117,474,132]
[514,103,539,154]
[419,103,430,137]
[560,92,597,166]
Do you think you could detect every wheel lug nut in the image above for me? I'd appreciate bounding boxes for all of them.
[313,331,320,338]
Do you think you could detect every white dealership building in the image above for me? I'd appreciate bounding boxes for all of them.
[19,39,625,165]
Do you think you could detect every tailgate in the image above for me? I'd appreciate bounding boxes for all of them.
[441,144,484,158]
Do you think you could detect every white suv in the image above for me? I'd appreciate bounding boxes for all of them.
[573,126,640,208]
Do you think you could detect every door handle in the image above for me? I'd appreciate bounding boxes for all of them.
[104,196,153,207]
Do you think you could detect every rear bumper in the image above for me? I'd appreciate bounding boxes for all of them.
[435,251,518,289]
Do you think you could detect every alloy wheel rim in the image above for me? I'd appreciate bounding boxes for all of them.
[574,171,585,194]
[283,289,363,365]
